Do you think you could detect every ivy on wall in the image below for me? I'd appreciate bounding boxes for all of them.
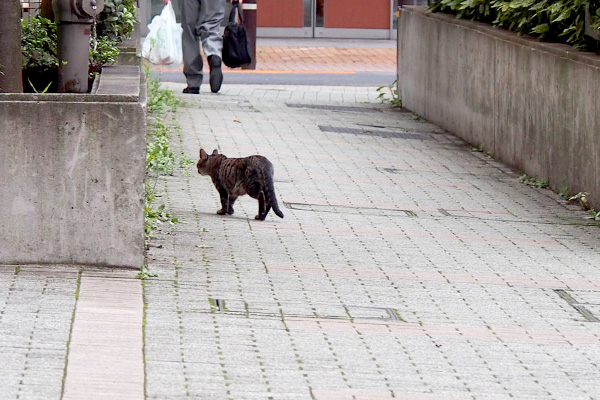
[429,0,600,50]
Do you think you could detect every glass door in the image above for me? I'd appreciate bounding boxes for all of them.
[256,0,397,39]
[312,0,396,39]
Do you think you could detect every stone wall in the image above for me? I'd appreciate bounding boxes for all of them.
[0,66,146,268]
[398,6,600,208]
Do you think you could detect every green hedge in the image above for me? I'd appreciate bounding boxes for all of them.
[429,0,600,50]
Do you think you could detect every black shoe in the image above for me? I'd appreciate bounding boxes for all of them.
[208,55,223,93]
[182,86,200,94]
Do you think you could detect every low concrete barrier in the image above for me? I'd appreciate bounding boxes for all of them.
[398,6,600,208]
[0,66,146,268]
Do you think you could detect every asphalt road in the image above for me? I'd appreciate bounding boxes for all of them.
[158,70,397,87]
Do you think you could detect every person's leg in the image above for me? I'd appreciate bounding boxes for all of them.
[199,0,224,92]
[180,0,203,91]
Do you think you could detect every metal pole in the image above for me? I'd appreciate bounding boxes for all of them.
[241,0,257,70]
[53,0,104,93]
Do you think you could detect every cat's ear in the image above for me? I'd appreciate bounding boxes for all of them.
[212,149,219,155]
[199,148,208,160]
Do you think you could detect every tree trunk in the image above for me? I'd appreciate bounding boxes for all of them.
[0,0,23,93]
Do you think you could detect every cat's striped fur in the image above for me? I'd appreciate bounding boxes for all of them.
[197,148,284,220]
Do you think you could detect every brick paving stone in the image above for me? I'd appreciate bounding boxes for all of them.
[155,40,397,75]
[62,271,144,400]
[143,81,600,400]
[0,266,78,400]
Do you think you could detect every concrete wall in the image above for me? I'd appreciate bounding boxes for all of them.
[398,6,600,208]
[0,66,146,268]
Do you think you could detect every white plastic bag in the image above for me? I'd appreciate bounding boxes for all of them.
[142,1,183,65]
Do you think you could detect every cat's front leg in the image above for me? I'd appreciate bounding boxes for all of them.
[217,187,229,215]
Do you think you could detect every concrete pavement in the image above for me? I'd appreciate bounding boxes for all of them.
[2,38,600,399]
[143,82,600,399]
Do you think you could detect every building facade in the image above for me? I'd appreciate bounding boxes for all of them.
[257,0,399,39]
[146,0,400,39]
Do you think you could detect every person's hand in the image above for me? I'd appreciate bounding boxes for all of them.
[162,0,169,4]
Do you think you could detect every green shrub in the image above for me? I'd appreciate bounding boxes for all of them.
[96,0,137,44]
[429,0,600,50]
[21,16,58,72]
[89,36,120,76]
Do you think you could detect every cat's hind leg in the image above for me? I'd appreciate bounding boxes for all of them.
[227,196,237,215]
[254,192,266,220]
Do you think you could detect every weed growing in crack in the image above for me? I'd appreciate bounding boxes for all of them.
[569,192,600,221]
[519,173,549,189]
[376,79,402,108]
[138,265,158,280]
[144,70,188,241]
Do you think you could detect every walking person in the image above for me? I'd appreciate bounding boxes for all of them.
[167,0,225,94]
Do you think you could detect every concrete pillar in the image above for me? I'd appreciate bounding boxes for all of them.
[0,0,23,93]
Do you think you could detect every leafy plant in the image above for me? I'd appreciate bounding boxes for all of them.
[21,16,58,72]
[377,79,403,108]
[138,264,158,279]
[89,36,120,77]
[147,118,177,177]
[96,0,137,44]
[588,209,600,220]
[21,12,124,91]
[146,76,184,113]
[26,78,53,93]
[144,73,189,240]
[429,0,600,50]
[519,173,549,188]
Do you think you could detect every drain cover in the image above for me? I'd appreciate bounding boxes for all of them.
[286,103,382,113]
[205,298,404,322]
[285,202,417,218]
[319,125,427,140]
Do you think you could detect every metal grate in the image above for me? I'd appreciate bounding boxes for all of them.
[206,298,405,322]
[286,103,382,113]
[319,125,427,140]
[285,202,418,218]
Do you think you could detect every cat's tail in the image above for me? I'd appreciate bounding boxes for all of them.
[266,176,284,219]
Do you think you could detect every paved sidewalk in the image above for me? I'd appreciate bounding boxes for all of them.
[155,38,397,73]
[0,266,142,400]
[143,82,600,399]
[2,40,600,399]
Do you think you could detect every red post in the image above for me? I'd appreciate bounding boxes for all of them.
[242,0,257,70]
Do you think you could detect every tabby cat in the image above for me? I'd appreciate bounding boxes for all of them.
[197,148,284,220]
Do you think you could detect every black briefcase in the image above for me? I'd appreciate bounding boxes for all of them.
[222,1,252,68]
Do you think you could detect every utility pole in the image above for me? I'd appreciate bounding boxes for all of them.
[0,0,23,93]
